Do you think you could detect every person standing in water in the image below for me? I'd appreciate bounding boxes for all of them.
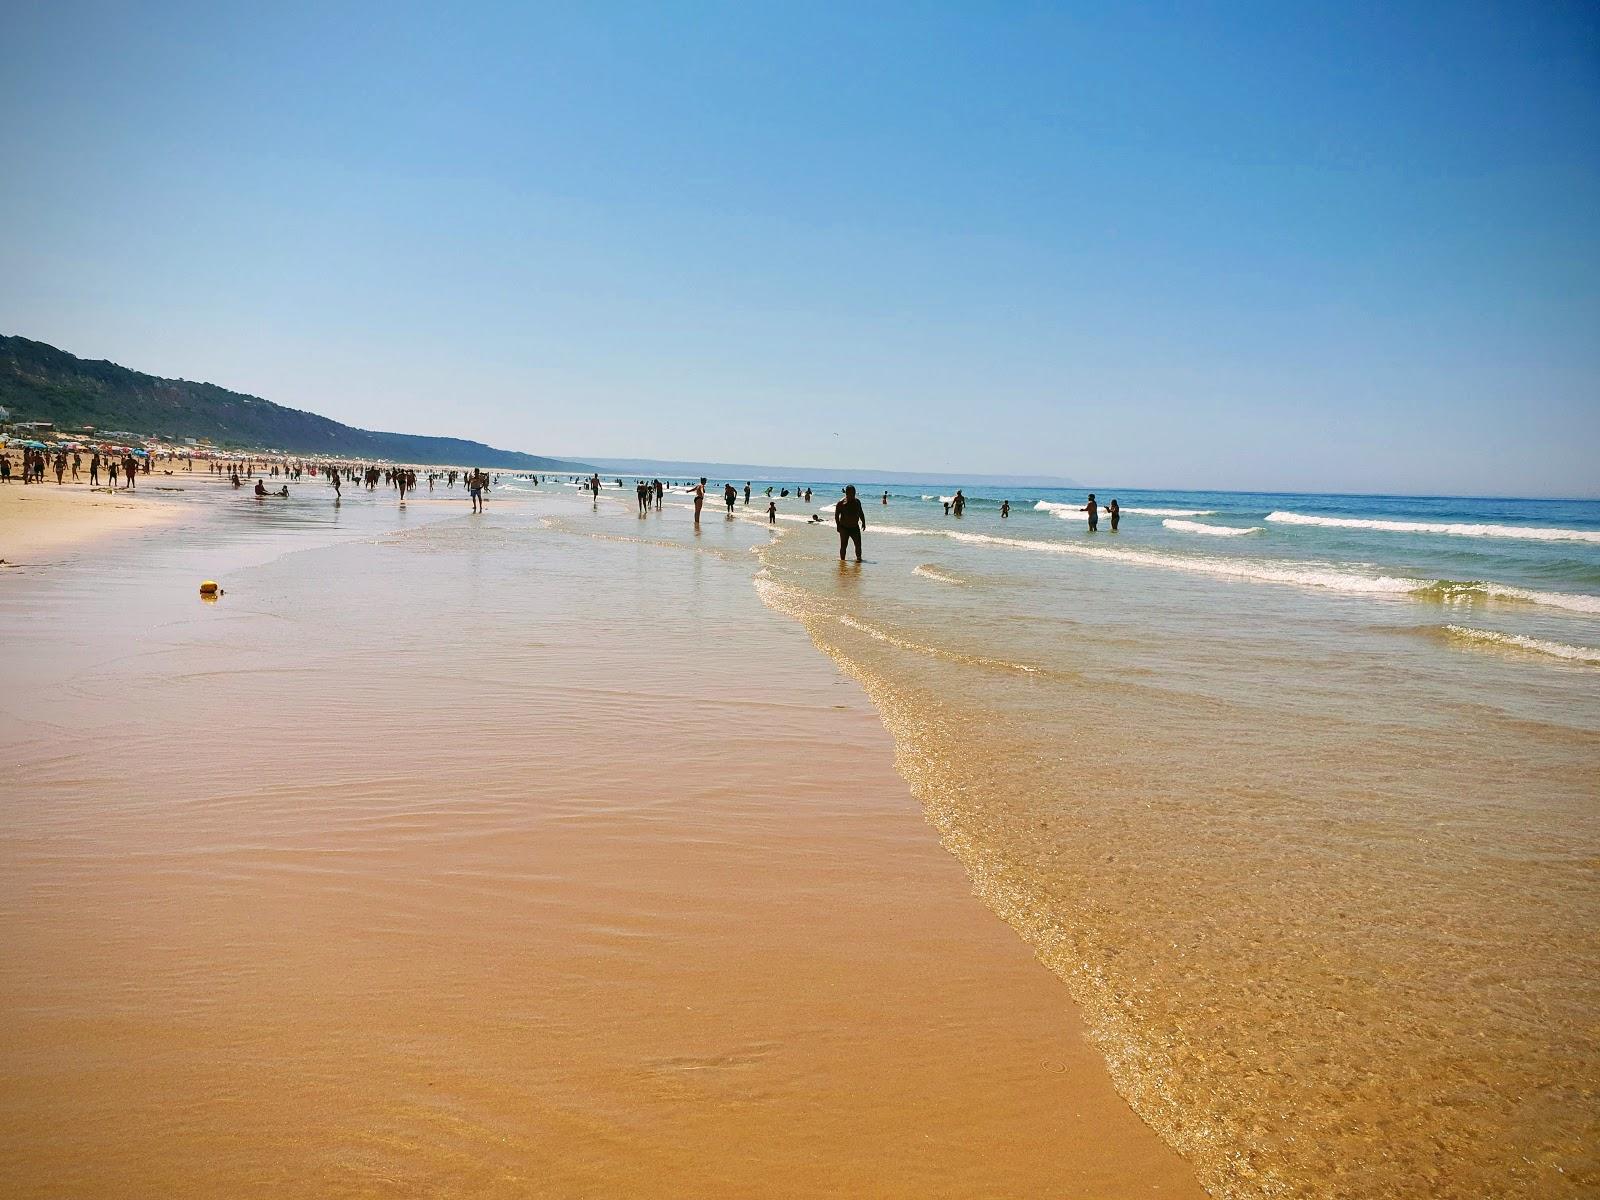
[835,484,866,562]
[744,482,751,506]
[882,491,889,505]
[767,499,777,524]
[1081,493,1099,531]
[952,489,965,516]
[1106,498,1120,530]
[693,477,706,525]
[1000,500,1010,518]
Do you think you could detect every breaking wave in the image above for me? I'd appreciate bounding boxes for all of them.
[857,524,1600,614]
[1265,511,1600,544]
[1443,625,1600,664]
[1163,519,1262,537]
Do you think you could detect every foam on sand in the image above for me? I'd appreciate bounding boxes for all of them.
[1266,511,1600,544]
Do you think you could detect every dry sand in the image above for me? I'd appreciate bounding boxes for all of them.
[0,479,180,561]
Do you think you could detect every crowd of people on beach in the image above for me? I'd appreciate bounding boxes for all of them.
[0,445,530,517]
[3,447,155,488]
[5,441,1124,568]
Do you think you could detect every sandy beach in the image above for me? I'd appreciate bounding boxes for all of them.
[0,479,181,562]
[0,481,1203,1198]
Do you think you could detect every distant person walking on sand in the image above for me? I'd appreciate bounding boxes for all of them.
[1106,498,1120,530]
[1081,493,1099,531]
[693,477,706,525]
[835,485,866,562]
[469,470,485,513]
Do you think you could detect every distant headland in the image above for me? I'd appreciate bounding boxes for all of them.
[0,334,592,471]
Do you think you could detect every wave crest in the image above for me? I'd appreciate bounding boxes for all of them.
[1266,511,1600,544]
[1163,519,1261,537]
[1443,625,1600,664]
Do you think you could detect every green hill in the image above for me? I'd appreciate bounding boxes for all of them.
[0,334,590,470]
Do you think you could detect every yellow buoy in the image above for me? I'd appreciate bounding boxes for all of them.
[199,580,219,595]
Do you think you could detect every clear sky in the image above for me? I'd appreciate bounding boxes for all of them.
[3,2,1597,494]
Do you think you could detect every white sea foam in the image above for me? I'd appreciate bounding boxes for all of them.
[862,523,1600,614]
[1265,511,1600,544]
[1444,626,1600,664]
[1163,519,1262,537]
[1033,501,1216,517]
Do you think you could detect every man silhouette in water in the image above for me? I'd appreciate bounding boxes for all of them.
[835,484,866,562]
[1081,493,1099,530]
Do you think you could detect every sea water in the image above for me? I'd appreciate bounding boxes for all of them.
[752,484,1599,1199]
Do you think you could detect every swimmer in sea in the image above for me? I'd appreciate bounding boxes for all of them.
[1001,500,1010,518]
[1106,498,1120,530]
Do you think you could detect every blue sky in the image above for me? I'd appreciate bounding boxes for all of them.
[2,2,1597,493]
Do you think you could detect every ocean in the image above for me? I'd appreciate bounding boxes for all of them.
[745,482,1599,1198]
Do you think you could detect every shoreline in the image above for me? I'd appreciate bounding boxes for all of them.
[0,488,1204,1197]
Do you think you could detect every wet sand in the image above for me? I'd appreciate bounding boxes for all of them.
[0,488,1202,1197]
